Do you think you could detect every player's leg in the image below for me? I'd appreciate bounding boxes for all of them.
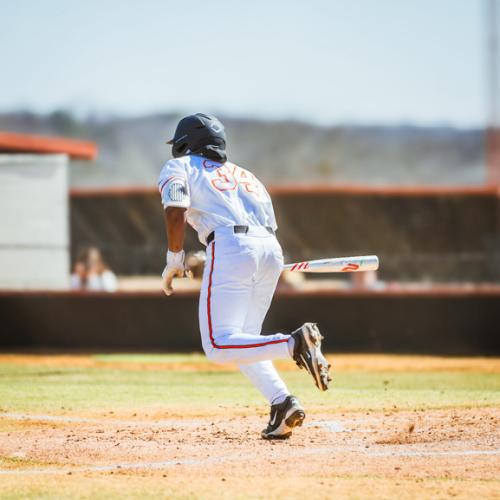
[199,235,331,392]
[199,239,290,365]
[257,235,331,393]
[239,306,308,439]
[238,240,290,405]
[238,361,289,404]
[238,299,290,406]
[238,237,305,439]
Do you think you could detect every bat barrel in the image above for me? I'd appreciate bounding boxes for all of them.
[283,255,379,273]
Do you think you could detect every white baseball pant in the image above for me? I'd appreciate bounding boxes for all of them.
[198,226,291,404]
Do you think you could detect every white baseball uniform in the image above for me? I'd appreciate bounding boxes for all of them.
[158,155,291,404]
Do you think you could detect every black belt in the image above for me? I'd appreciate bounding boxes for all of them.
[206,225,274,245]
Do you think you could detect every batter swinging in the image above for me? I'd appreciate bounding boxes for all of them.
[158,113,331,439]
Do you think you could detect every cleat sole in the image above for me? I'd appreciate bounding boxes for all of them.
[303,324,330,391]
[261,431,292,440]
[285,410,306,428]
[292,323,332,392]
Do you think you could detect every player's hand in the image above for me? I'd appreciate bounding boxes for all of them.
[161,250,185,296]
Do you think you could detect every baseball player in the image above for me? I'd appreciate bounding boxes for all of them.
[158,113,331,439]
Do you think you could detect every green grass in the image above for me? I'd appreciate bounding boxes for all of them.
[1,475,497,500]
[0,455,57,469]
[0,355,498,414]
[93,353,209,364]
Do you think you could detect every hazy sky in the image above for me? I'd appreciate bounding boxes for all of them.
[0,0,492,126]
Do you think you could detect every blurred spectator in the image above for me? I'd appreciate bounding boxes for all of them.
[70,259,88,290]
[185,251,206,279]
[71,247,118,292]
[277,269,306,290]
[351,269,383,290]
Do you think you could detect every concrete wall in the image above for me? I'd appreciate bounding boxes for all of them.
[0,289,498,354]
[0,154,69,289]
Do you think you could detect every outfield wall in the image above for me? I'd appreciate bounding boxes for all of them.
[1,288,498,355]
[70,185,500,282]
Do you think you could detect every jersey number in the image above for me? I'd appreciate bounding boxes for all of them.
[210,165,257,193]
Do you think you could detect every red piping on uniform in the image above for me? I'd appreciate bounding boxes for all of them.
[207,242,289,350]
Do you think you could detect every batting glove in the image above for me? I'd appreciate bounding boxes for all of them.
[161,250,185,296]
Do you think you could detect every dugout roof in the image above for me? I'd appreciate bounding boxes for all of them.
[0,132,97,160]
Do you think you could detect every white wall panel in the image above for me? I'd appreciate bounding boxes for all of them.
[0,155,69,289]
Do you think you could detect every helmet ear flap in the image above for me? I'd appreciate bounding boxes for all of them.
[172,141,189,158]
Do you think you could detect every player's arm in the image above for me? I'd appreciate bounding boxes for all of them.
[165,207,186,252]
[161,207,187,295]
[158,161,191,296]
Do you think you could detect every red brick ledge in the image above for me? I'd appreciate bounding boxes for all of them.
[1,285,499,299]
[69,184,500,198]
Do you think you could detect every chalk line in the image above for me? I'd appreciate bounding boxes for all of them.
[1,447,499,476]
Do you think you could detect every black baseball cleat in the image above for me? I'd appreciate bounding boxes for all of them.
[261,395,305,440]
[291,323,332,391]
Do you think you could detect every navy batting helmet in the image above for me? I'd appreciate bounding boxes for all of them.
[167,113,227,162]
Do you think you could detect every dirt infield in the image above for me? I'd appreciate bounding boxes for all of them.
[0,408,498,498]
[0,354,498,499]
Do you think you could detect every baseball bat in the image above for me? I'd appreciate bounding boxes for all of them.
[283,255,379,273]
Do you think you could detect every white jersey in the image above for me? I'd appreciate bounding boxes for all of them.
[157,155,277,244]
